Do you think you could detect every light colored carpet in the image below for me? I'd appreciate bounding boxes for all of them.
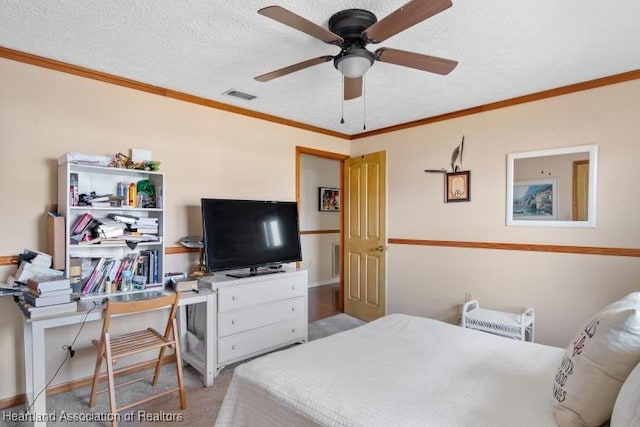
[308,313,366,341]
[2,313,365,426]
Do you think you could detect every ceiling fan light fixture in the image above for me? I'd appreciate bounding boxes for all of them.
[334,48,374,78]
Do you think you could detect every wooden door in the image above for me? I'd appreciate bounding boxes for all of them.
[573,160,589,221]
[344,151,386,321]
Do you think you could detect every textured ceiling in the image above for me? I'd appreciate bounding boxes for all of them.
[1,1,639,136]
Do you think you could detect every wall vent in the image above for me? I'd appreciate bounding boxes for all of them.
[223,89,256,101]
[332,243,340,277]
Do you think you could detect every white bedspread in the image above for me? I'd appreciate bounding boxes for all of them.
[215,314,564,427]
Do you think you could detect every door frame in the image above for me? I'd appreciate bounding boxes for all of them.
[296,146,349,311]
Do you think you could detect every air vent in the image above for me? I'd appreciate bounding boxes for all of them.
[223,89,256,101]
[332,243,340,277]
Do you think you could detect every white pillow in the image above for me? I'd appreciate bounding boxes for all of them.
[553,292,640,427]
[611,361,640,427]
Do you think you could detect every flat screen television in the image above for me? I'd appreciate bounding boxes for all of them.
[201,198,302,277]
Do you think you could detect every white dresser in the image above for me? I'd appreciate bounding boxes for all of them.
[196,268,308,375]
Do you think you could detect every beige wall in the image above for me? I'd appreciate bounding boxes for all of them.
[0,58,349,400]
[1,55,639,401]
[352,79,640,348]
[299,155,340,287]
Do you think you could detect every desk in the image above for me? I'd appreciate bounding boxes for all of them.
[20,290,216,426]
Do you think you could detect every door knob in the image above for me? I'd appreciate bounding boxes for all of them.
[370,245,384,252]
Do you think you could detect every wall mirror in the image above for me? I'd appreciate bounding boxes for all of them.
[506,144,598,227]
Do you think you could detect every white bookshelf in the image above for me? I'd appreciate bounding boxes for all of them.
[57,161,165,298]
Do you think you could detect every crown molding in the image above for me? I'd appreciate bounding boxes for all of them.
[1,46,639,140]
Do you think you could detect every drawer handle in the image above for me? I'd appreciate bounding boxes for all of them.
[231,296,237,301]
[291,328,296,333]
[291,285,296,290]
[291,307,296,312]
[231,345,236,350]
[231,319,237,325]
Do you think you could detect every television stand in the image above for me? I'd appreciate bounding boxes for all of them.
[226,266,284,279]
[197,268,308,376]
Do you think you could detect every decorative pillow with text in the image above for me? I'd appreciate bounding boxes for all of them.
[611,360,640,427]
[553,292,640,427]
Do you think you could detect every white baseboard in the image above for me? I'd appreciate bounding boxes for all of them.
[308,279,339,288]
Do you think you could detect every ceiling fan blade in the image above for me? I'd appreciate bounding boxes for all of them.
[255,56,333,82]
[344,76,362,100]
[259,6,343,45]
[375,47,457,75]
[364,0,452,43]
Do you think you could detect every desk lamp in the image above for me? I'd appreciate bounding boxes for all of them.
[179,236,206,277]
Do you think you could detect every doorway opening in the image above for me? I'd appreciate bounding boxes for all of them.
[296,146,348,322]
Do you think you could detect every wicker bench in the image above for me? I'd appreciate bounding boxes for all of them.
[461,300,535,342]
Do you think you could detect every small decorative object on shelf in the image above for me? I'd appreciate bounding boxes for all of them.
[423,136,471,203]
[111,152,161,171]
[461,299,535,342]
[121,271,133,292]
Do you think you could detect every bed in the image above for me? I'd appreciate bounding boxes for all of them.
[215,314,566,427]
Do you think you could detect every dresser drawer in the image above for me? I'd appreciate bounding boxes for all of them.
[218,317,307,365]
[217,273,306,312]
[218,296,306,337]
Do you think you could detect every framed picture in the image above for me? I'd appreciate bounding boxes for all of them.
[512,178,557,219]
[445,171,470,202]
[319,187,340,211]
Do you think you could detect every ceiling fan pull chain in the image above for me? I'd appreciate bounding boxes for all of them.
[340,76,345,124]
[363,74,367,130]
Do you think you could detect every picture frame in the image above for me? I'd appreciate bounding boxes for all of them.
[319,187,340,211]
[445,171,471,202]
[512,178,557,220]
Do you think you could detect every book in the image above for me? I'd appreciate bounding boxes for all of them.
[99,227,125,239]
[71,213,93,234]
[81,258,107,294]
[89,259,114,293]
[0,285,23,296]
[134,227,158,234]
[90,201,112,207]
[19,249,52,268]
[107,213,138,224]
[17,299,78,318]
[97,217,128,228]
[123,234,159,243]
[135,218,158,225]
[106,259,122,284]
[15,261,64,283]
[23,292,73,307]
[112,257,128,289]
[169,276,199,292]
[88,194,112,202]
[165,271,186,284]
[99,238,127,245]
[25,275,70,293]
[27,286,73,297]
[152,249,159,284]
[77,236,103,245]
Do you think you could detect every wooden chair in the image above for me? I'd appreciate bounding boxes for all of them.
[89,292,186,426]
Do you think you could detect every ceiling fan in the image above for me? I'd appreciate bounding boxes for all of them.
[255,0,458,101]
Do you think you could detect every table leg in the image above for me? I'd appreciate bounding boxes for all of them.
[24,321,47,426]
[203,292,216,387]
[22,321,33,409]
[177,305,188,367]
